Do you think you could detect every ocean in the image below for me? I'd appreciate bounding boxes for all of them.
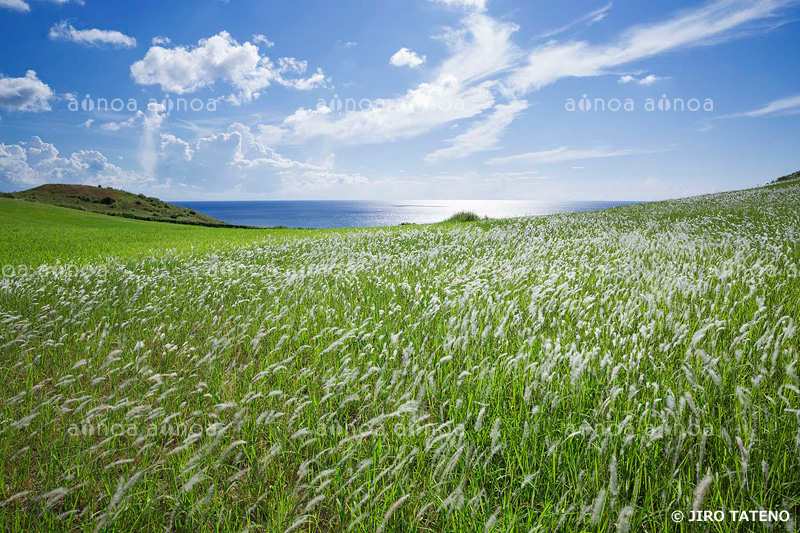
[174,199,638,229]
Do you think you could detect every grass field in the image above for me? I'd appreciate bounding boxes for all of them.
[1,184,799,531]
[0,198,310,266]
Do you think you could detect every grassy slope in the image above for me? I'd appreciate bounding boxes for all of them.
[770,169,800,184]
[0,198,475,266]
[763,179,800,190]
[7,184,227,226]
[0,184,799,532]
[0,198,314,266]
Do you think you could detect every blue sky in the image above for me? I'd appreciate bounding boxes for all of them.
[0,0,798,200]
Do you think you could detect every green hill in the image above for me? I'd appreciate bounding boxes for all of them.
[767,168,800,187]
[3,184,227,226]
[0,198,307,266]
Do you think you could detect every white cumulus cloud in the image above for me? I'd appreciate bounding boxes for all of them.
[0,70,54,112]
[2,0,84,9]
[0,0,30,11]
[432,0,487,12]
[618,74,668,85]
[0,124,337,197]
[0,136,151,188]
[252,34,274,47]
[49,21,137,48]
[159,123,348,194]
[101,116,139,131]
[390,48,426,68]
[130,31,325,104]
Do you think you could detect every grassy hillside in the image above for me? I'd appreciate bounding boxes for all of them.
[4,184,228,226]
[0,198,309,266]
[0,197,468,267]
[1,183,799,532]
[765,169,800,189]
[771,169,800,184]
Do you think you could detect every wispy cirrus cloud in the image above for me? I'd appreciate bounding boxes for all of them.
[535,2,613,40]
[722,94,800,118]
[510,0,795,93]
[435,13,521,85]
[266,10,520,151]
[272,75,497,145]
[487,146,662,165]
[425,100,528,162]
[481,0,793,167]
[264,0,793,166]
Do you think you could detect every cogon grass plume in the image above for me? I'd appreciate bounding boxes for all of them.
[0,185,799,531]
[693,471,714,513]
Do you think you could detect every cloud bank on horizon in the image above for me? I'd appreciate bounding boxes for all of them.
[0,0,798,201]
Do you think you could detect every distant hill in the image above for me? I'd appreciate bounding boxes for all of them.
[771,169,800,184]
[2,184,228,226]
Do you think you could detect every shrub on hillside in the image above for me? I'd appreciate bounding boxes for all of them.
[445,211,481,223]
